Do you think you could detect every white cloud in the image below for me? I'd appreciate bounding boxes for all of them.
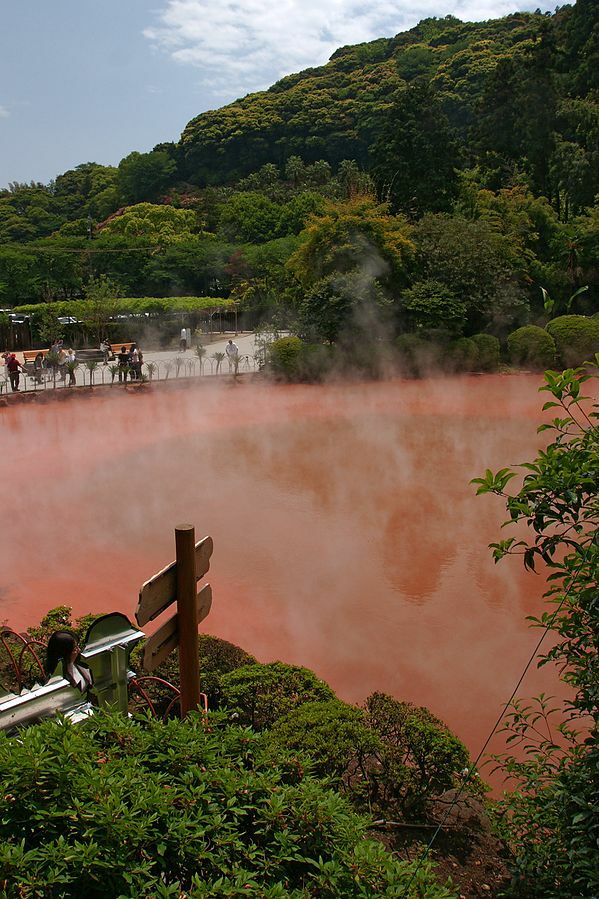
[0,105,9,119]
[143,0,553,101]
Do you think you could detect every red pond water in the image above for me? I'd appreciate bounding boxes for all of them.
[0,374,568,769]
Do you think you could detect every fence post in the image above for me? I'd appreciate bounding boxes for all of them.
[175,524,201,716]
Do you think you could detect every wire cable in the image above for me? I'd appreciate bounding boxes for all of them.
[400,551,589,897]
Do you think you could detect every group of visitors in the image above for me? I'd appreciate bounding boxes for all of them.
[117,344,143,382]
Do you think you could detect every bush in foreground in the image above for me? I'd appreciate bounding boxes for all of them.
[0,711,454,897]
[507,325,556,369]
[269,694,473,820]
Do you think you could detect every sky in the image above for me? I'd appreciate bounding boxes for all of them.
[1,0,557,188]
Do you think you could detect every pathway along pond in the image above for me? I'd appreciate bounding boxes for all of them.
[1,374,567,768]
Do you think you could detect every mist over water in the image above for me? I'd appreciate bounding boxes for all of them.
[1,374,566,766]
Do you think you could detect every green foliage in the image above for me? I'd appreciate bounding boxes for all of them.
[0,711,454,897]
[372,81,462,215]
[288,198,413,292]
[395,334,443,377]
[219,193,283,243]
[82,274,122,344]
[299,272,391,346]
[545,314,599,367]
[363,693,471,819]
[414,213,528,335]
[471,333,501,370]
[132,635,257,711]
[402,280,466,334]
[507,325,557,369]
[14,296,234,319]
[33,306,63,345]
[445,337,480,372]
[99,203,203,243]
[473,366,599,896]
[117,150,177,204]
[219,662,335,730]
[269,700,379,782]
[268,336,305,380]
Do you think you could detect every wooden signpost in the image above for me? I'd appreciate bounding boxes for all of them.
[136,526,213,716]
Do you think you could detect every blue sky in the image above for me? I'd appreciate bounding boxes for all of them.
[1,0,557,188]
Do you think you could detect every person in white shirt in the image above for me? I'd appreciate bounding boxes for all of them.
[180,327,188,352]
[225,339,239,372]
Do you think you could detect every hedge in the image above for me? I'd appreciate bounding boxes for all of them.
[13,296,235,317]
[471,333,501,371]
[507,325,556,369]
[446,337,479,372]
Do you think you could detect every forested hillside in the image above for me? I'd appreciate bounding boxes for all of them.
[1,1,597,341]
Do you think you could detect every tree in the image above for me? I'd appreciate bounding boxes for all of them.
[372,81,462,215]
[218,192,283,243]
[472,365,599,896]
[99,203,202,243]
[414,213,528,335]
[402,280,466,334]
[288,197,413,292]
[82,275,121,344]
[117,150,177,204]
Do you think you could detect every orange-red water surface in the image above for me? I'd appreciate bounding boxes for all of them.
[0,374,568,767]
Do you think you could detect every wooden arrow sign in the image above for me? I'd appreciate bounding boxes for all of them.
[142,584,212,672]
[136,535,213,627]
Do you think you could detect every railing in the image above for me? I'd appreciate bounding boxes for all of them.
[0,625,191,725]
[1,354,259,396]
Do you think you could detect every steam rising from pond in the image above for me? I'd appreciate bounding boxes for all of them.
[0,374,567,766]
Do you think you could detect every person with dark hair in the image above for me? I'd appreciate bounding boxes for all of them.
[45,631,93,692]
[117,345,130,383]
[6,353,25,391]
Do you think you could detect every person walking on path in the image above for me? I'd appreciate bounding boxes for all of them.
[180,327,188,352]
[225,339,239,373]
[66,348,77,386]
[6,353,25,391]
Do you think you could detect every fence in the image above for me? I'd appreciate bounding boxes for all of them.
[1,353,259,396]
[0,621,191,730]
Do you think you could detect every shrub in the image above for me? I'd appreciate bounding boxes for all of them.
[545,314,599,367]
[471,333,500,371]
[445,337,479,372]
[363,693,471,818]
[0,711,453,897]
[269,699,380,783]
[268,336,305,379]
[395,333,443,377]
[219,661,335,730]
[507,325,556,369]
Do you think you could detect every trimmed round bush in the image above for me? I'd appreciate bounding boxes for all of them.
[471,333,501,371]
[269,699,380,782]
[219,661,335,730]
[546,315,599,367]
[507,325,556,369]
[446,337,479,372]
[364,692,471,818]
[395,334,443,377]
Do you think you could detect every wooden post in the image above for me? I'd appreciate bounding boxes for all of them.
[175,524,201,716]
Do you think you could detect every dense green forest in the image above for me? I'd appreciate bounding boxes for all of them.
[1,1,597,344]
